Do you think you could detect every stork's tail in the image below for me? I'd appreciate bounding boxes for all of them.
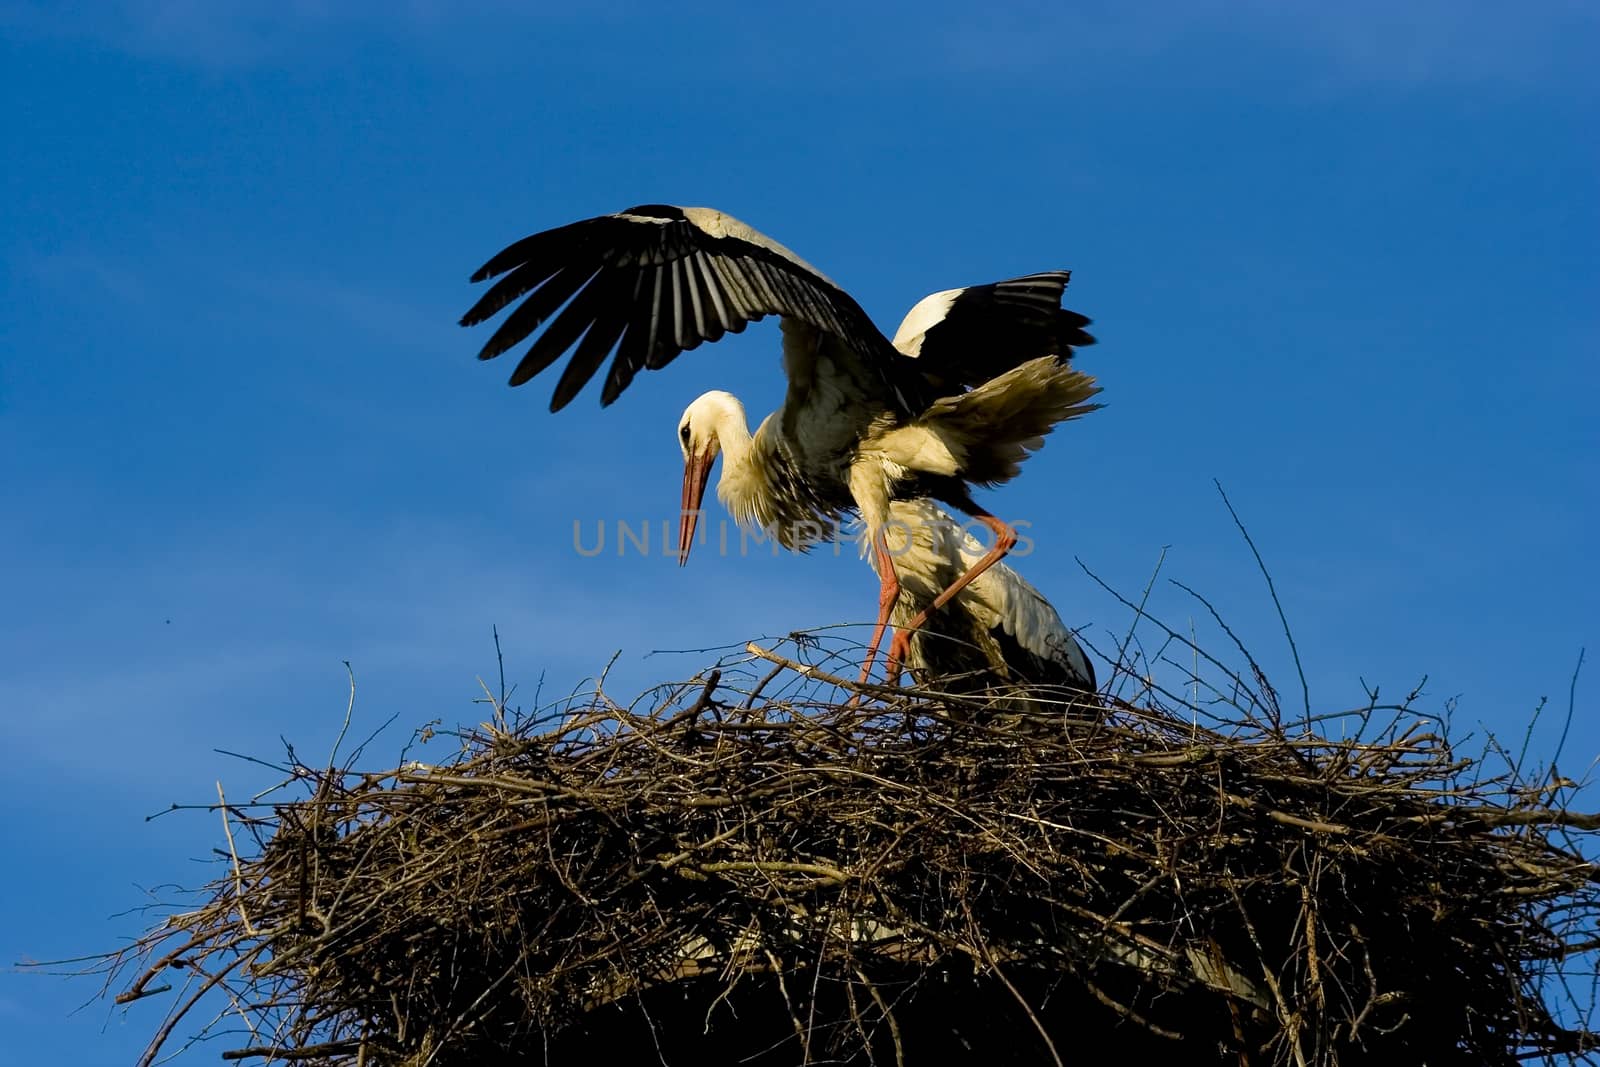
[925,358,1102,486]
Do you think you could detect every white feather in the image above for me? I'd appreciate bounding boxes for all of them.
[890,288,961,357]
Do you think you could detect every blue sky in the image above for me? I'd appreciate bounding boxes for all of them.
[2,2,1596,1062]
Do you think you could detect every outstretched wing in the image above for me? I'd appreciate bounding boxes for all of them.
[460,204,923,413]
[891,271,1096,393]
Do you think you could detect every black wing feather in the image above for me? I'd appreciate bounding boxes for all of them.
[476,264,595,364]
[672,257,698,352]
[708,256,755,320]
[646,262,683,369]
[694,255,733,334]
[461,205,924,412]
[511,266,624,390]
[461,259,564,327]
[550,322,619,411]
[570,308,634,409]
[603,276,656,404]
[465,219,589,285]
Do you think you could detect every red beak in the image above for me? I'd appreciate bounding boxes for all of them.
[678,447,715,566]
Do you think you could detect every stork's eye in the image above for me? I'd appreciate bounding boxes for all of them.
[679,424,691,443]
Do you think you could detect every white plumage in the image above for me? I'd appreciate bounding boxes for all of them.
[871,498,1097,701]
[460,204,1100,684]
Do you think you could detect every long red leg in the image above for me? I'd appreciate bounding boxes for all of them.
[898,508,1017,642]
[856,528,901,688]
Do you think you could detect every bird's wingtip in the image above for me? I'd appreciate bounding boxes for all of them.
[547,387,579,412]
[459,291,504,328]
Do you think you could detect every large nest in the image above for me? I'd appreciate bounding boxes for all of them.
[101,631,1599,1066]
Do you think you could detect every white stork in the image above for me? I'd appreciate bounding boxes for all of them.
[459,204,1100,684]
[873,497,1097,703]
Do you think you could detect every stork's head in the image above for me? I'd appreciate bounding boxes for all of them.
[676,391,741,567]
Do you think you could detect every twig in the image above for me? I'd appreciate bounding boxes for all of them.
[1215,480,1311,724]
[326,661,357,776]
[1553,647,1586,774]
[1112,545,1169,700]
[215,782,255,937]
[743,642,912,704]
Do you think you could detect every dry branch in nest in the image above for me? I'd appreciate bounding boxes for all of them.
[92,631,1599,1067]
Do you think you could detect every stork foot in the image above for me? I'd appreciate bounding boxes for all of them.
[884,631,912,688]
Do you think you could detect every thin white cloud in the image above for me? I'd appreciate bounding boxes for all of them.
[24,250,152,308]
[1222,0,1598,85]
[22,244,447,351]
[223,269,451,353]
[6,0,1594,83]
[0,0,614,67]
[934,0,1598,85]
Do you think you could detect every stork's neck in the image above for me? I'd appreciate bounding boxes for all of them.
[709,402,780,530]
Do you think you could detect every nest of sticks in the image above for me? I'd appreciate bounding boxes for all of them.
[100,628,1599,1067]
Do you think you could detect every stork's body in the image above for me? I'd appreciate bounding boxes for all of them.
[460,204,1101,683]
[872,498,1097,705]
